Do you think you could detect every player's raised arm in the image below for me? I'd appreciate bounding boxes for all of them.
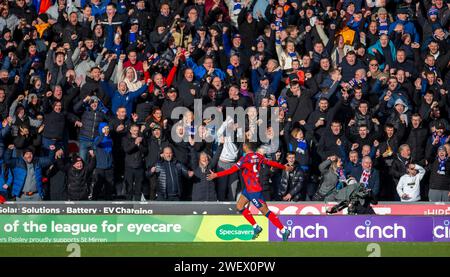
[263,159,294,172]
[207,165,240,180]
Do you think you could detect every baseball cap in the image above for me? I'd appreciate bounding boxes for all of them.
[436,122,445,130]
[232,33,241,39]
[130,18,139,25]
[260,74,269,80]
[32,56,41,64]
[256,36,265,44]
[89,96,99,103]
[289,74,300,83]
[397,7,409,14]
[167,87,178,94]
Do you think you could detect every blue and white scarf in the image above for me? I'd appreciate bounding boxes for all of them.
[296,139,307,154]
[438,158,447,175]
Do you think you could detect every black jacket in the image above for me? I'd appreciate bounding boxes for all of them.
[305,101,343,142]
[56,156,96,201]
[153,159,190,200]
[389,155,411,185]
[189,145,221,201]
[221,96,249,110]
[42,111,66,140]
[286,88,314,123]
[237,7,265,50]
[279,164,305,201]
[405,126,429,163]
[122,134,148,169]
[429,158,450,191]
[176,78,201,110]
[80,77,110,105]
[317,130,349,161]
[161,98,184,124]
[73,99,109,140]
[146,135,171,168]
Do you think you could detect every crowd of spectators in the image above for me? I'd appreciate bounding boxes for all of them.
[0,0,448,202]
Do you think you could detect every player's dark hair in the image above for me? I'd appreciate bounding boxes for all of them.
[244,141,258,152]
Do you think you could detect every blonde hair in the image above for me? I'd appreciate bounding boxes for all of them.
[290,127,303,138]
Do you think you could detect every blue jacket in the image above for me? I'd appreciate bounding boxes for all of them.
[101,81,148,117]
[388,19,420,43]
[4,149,55,198]
[349,166,380,197]
[368,40,397,70]
[185,57,226,81]
[343,0,364,11]
[0,160,12,195]
[94,122,113,169]
[251,68,283,94]
[91,0,111,18]
[344,161,360,177]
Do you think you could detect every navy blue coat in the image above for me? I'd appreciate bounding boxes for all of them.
[349,166,380,198]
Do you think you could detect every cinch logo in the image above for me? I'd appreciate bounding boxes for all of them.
[354,220,407,239]
[433,220,450,239]
[216,224,254,241]
[276,220,328,239]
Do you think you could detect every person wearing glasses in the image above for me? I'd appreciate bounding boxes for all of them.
[239,77,254,105]
[367,58,388,86]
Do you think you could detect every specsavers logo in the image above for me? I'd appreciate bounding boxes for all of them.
[216,224,254,241]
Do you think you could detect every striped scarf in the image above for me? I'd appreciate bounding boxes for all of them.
[438,158,447,175]
[360,170,371,188]
[378,19,389,35]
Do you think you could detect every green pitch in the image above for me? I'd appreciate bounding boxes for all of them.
[0,242,449,257]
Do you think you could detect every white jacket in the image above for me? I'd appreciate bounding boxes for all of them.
[396,164,425,202]
[276,42,300,71]
[217,117,239,163]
